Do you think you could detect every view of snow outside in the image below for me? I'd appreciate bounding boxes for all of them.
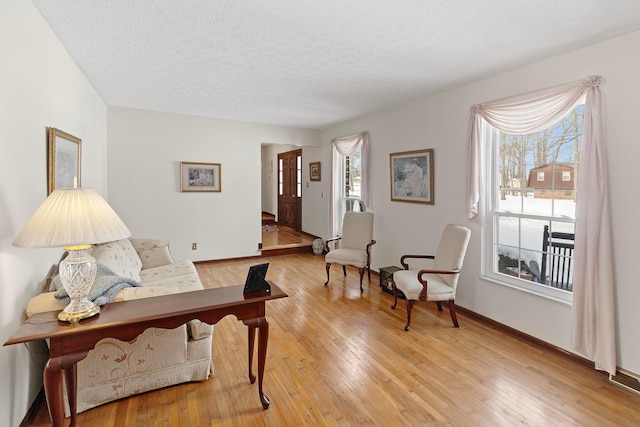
[496,195,575,271]
[494,105,582,285]
[342,149,364,214]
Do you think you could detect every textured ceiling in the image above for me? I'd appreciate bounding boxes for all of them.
[30,0,640,129]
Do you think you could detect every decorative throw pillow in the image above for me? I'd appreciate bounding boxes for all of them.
[89,239,142,282]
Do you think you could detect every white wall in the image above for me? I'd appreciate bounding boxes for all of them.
[107,108,320,262]
[0,1,108,425]
[320,30,640,375]
[300,146,327,238]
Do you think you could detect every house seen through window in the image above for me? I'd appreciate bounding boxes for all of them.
[489,104,583,297]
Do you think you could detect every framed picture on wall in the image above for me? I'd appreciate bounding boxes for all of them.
[389,149,434,204]
[48,127,82,195]
[180,162,221,192]
[309,161,321,181]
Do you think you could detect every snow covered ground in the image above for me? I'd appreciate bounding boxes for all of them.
[496,195,575,267]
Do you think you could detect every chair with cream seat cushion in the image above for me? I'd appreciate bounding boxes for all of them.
[392,224,471,331]
[324,211,376,292]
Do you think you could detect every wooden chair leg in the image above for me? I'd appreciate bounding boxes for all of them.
[404,300,415,331]
[324,263,330,285]
[358,268,364,292]
[391,285,399,309]
[436,301,443,312]
[342,265,347,276]
[367,264,371,280]
[449,299,459,328]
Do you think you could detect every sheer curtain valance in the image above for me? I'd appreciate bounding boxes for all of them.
[466,76,616,375]
[467,77,599,220]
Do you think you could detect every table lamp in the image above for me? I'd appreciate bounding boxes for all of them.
[13,188,131,322]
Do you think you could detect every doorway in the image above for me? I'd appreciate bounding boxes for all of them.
[261,146,317,256]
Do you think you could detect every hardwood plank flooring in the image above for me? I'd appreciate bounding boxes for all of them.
[261,222,316,256]
[28,253,639,426]
[261,224,315,250]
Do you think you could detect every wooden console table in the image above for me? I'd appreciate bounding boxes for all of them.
[4,283,287,427]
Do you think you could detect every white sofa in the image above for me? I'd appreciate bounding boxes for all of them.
[26,238,214,415]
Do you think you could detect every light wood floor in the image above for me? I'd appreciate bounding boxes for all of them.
[261,223,315,251]
[29,253,639,426]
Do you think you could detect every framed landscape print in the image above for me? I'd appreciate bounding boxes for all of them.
[390,149,434,204]
[48,127,81,195]
[180,162,221,192]
[309,161,321,181]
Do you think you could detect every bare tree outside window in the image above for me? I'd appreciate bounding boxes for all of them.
[494,105,583,291]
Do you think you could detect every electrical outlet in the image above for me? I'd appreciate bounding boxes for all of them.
[192,243,197,250]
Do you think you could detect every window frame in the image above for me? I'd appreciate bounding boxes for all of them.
[482,108,583,305]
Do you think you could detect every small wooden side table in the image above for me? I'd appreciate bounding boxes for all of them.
[379,266,405,298]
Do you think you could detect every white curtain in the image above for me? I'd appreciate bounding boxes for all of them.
[466,76,616,374]
[329,131,371,237]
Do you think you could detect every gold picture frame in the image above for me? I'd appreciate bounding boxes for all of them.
[390,149,434,204]
[180,162,221,192]
[309,161,321,181]
[48,128,81,195]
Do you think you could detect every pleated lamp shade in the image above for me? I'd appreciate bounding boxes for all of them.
[13,188,131,248]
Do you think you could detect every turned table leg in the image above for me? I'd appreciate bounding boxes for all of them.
[43,357,65,427]
[243,317,270,409]
[247,320,256,384]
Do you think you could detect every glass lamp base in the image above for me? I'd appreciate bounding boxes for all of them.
[58,299,100,323]
[59,246,99,323]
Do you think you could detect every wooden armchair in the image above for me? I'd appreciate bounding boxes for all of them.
[392,224,471,330]
[324,211,376,292]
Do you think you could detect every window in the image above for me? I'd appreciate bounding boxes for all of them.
[278,158,283,196]
[340,145,364,219]
[297,154,302,197]
[330,131,370,237]
[468,77,615,372]
[488,104,583,299]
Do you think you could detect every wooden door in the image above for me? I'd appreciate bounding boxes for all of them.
[277,149,302,231]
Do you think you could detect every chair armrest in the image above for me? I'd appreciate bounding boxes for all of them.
[324,236,341,252]
[413,267,460,300]
[400,254,435,270]
[366,240,376,251]
[129,238,175,269]
[418,268,460,281]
